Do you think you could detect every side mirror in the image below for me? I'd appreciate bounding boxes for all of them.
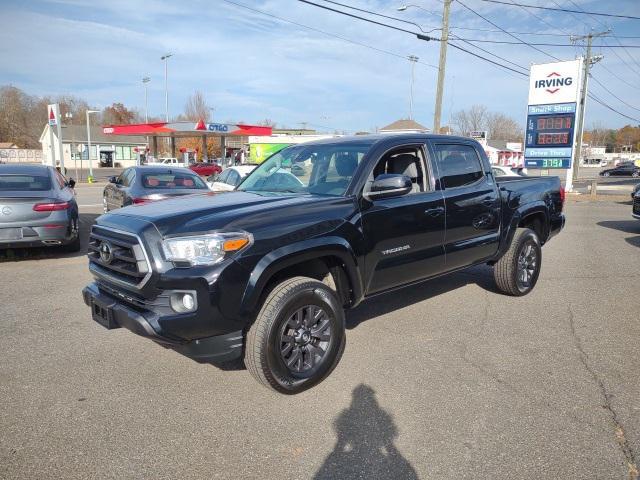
[366,174,413,200]
[67,178,76,189]
[108,176,118,184]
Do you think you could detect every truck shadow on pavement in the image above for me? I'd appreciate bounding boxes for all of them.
[0,213,99,262]
[346,265,497,330]
[314,384,419,480]
[597,220,640,249]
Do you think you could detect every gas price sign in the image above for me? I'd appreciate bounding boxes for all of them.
[524,60,581,170]
[524,103,576,169]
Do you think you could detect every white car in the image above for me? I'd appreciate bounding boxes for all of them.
[147,157,188,168]
[492,165,526,177]
[207,165,257,191]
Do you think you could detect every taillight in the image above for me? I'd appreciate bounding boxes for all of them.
[560,187,566,204]
[132,197,151,205]
[33,201,70,212]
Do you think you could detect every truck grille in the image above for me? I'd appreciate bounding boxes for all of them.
[634,196,640,216]
[88,226,151,288]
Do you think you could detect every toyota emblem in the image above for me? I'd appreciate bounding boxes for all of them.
[99,241,114,264]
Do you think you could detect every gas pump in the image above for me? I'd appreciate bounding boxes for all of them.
[179,147,198,164]
[134,146,150,165]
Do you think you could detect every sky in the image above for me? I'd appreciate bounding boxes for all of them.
[0,0,639,133]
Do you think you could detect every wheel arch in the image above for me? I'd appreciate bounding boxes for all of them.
[239,237,363,317]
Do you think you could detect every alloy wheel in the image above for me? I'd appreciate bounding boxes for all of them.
[516,241,537,291]
[279,305,332,374]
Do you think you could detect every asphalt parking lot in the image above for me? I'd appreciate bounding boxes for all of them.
[1,186,639,479]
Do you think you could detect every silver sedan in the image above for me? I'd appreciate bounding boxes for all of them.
[0,164,80,251]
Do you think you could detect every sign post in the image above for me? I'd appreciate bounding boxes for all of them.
[47,104,57,168]
[524,59,583,191]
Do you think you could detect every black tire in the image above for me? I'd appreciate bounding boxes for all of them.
[494,228,541,296]
[245,276,346,394]
[62,217,81,253]
[603,172,610,177]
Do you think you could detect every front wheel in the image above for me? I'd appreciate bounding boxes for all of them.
[494,228,542,296]
[602,172,610,177]
[632,171,639,178]
[245,276,346,394]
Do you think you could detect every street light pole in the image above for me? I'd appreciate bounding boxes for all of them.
[160,54,172,122]
[142,76,150,123]
[86,110,100,182]
[65,112,78,181]
[408,55,419,120]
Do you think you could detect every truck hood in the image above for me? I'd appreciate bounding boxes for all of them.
[103,190,349,236]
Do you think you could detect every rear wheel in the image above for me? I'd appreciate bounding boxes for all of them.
[494,228,541,296]
[63,217,81,252]
[602,172,610,177]
[245,276,346,394]
[633,171,639,178]
[102,195,109,213]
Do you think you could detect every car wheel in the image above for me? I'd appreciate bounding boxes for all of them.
[103,195,109,213]
[63,218,81,252]
[494,228,542,296]
[245,276,346,394]
[633,171,639,178]
[602,172,610,177]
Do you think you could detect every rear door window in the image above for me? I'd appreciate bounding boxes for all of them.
[432,144,485,189]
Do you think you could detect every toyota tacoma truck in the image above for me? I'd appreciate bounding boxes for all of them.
[83,135,565,394]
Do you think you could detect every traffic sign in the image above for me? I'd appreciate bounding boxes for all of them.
[48,104,57,126]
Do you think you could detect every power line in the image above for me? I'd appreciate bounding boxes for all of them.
[598,63,640,91]
[447,38,640,48]
[508,0,572,36]
[455,0,561,61]
[297,0,532,76]
[590,75,640,113]
[477,0,640,21]
[588,92,640,123]
[219,0,438,69]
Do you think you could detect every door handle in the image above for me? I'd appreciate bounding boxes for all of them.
[425,206,445,217]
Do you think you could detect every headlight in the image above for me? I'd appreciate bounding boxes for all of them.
[162,232,252,266]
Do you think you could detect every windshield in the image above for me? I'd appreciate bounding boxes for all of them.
[0,174,52,191]
[238,143,370,196]
[141,173,208,190]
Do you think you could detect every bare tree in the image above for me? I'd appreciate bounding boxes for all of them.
[486,112,522,142]
[451,104,488,135]
[258,118,277,127]
[184,91,210,122]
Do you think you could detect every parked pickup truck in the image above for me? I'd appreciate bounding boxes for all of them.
[146,157,188,168]
[83,135,565,394]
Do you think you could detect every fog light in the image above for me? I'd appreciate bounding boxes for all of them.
[170,291,197,313]
[182,293,195,310]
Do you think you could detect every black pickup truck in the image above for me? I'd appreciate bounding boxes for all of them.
[83,135,565,394]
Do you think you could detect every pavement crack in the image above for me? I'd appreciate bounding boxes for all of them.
[567,306,638,480]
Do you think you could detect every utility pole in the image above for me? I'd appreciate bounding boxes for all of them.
[570,30,608,185]
[408,55,419,120]
[433,0,452,134]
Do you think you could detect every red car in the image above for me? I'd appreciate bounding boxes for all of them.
[189,161,222,176]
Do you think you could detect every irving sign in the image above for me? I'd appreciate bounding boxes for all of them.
[524,59,584,170]
[527,59,581,105]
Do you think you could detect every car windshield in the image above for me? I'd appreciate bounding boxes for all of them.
[141,173,207,189]
[0,174,52,191]
[238,143,371,196]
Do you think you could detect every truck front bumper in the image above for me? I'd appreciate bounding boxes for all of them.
[82,282,243,363]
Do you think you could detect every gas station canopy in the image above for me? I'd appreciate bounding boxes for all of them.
[102,121,272,138]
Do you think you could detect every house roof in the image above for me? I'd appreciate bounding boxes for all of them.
[40,124,147,145]
[380,119,429,132]
[0,142,18,149]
